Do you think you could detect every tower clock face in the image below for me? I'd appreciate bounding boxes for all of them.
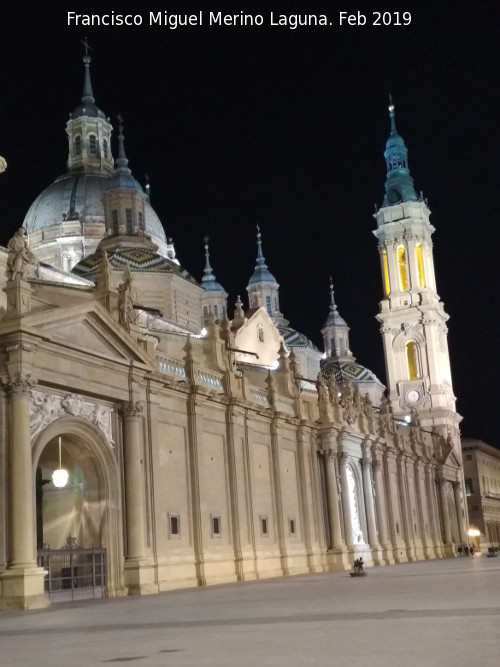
[407,390,420,403]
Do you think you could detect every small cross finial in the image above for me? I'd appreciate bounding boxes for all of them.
[203,235,209,245]
[81,37,93,57]
[117,113,124,127]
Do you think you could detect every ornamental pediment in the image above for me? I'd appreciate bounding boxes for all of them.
[16,302,153,366]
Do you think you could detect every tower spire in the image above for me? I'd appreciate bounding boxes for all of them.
[255,223,268,269]
[80,38,95,104]
[329,276,338,315]
[115,114,131,173]
[321,276,350,358]
[383,98,417,205]
[202,236,217,284]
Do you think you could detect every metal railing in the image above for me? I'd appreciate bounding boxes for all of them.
[37,547,106,602]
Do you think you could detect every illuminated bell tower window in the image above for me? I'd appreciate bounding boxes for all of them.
[381,248,390,296]
[416,243,426,288]
[88,134,97,155]
[405,340,419,380]
[397,245,409,291]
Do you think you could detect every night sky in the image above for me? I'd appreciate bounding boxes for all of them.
[1,2,498,445]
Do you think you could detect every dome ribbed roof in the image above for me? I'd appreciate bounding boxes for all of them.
[23,172,167,247]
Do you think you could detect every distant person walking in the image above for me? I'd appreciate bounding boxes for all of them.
[458,545,463,557]
[464,545,470,556]
[470,545,474,556]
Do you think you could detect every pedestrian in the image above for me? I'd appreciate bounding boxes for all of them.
[470,545,474,556]
[458,545,463,557]
[464,545,469,556]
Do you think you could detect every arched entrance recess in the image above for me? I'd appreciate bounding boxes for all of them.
[32,417,124,598]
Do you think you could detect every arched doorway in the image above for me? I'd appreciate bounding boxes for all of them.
[32,417,124,600]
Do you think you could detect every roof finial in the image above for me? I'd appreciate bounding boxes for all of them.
[255,223,267,268]
[202,236,216,282]
[145,173,150,202]
[388,93,397,135]
[80,37,95,104]
[329,276,338,313]
[115,114,131,172]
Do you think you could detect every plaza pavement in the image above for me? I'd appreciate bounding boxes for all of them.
[1,556,499,666]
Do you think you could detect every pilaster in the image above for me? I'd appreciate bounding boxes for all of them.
[0,378,48,610]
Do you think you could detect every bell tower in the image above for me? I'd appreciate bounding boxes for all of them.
[373,101,461,446]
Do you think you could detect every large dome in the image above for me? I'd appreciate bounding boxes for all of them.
[23,172,167,248]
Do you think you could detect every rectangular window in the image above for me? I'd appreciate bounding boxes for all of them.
[465,478,473,496]
[289,518,296,536]
[138,211,144,230]
[169,513,180,537]
[265,295,272,314]
[260,515,269,537]
[112,210,119,235]
[125,208,133,234]
[466,454,473,460]
[211,514,221,538]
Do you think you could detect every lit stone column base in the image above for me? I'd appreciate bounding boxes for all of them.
[0,568,49,611]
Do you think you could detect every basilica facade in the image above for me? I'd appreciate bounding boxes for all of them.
[0,57,467,610]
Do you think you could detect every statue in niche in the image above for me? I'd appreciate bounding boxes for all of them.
[117,266,136,330]
[6,228,35,280]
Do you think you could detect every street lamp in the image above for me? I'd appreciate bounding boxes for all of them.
[52,436,69,488]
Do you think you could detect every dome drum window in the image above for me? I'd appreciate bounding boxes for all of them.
[88,134,98,155]
[74,135,82,156]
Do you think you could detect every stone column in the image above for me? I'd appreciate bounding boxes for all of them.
[0,379,48,610]
[123,402,145,559]
[338,453,353,547]
[372,457,389,548]
[361,456,378,547]
[424,463,440,552]
[453,482,467,545]
[414,460,430,557]
[396,454,413,558]
[9,381,37,569]
[323,450,344,549]
[438,477,453,545]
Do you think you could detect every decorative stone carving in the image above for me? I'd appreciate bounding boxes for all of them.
[117,265,136,331]
[6,228,36,281]
[30,389,115,447]
[123,401,144,417]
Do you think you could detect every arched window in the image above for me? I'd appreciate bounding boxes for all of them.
[416,243,426,288]
[381,249,390,296]
[397,245,409,291]
[405,341,419,380]
[74,135,82,155]
[88,134,97,155]
[102,138,108,159]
